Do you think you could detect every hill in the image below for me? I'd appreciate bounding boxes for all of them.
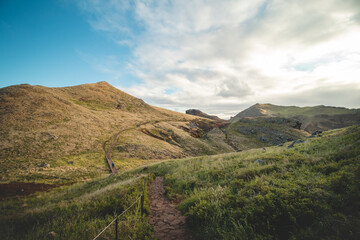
[0,82,238,184]
[0,81,154,160]
[231,103,360,132]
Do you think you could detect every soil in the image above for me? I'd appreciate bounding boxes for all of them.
[148,177,194,240]
[0,182,61,200]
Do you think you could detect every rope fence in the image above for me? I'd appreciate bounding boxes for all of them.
[92,177,147,240]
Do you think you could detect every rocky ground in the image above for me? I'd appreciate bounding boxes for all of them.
[148,177,194,240]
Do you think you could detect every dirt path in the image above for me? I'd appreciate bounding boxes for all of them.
[103,120,172,174]
[148,177,194,240]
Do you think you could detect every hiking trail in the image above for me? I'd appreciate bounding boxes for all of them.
[148,177,194,240]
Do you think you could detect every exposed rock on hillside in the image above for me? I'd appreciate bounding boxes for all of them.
[235,117,307,146]
[303,113,360,132]
[225,116,309,151]
[185,109,223,121]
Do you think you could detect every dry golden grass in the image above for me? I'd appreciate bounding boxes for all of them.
[0,82,197,160]
[0,82,227,184]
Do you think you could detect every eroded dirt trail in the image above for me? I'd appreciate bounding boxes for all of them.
[148,177,194,240]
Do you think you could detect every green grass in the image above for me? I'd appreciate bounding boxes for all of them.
[0,152,108,184]
[263,104,358,118]
[0,173,154,240]
[136,125,360,239]
[2,125,359,240]
[0,150,163,184]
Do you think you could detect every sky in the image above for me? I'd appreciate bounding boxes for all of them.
[1,0,360,119]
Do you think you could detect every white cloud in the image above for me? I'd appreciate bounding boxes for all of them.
[78,0,360,119]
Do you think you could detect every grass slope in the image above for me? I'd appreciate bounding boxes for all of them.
[2,125,359,239]
[232,103,360,132]
[224,117,308,151]
[140,124,360,239]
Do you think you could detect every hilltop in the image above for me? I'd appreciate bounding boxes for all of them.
[0,81,154,159]
[231,103,360,132]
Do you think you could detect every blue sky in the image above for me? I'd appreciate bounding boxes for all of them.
[0,0,140,88]
[1,0,360,118]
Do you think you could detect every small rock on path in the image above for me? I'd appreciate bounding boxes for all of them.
[148,177,194,240]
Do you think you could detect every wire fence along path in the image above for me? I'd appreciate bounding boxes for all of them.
[93,178,147,240]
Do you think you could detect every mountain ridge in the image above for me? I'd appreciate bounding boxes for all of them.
[231,103,360,132]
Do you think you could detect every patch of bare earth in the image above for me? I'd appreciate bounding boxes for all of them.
[0,183,61,200]
[148,177,194,240]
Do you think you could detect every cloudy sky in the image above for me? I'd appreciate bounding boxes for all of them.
[1,0,360,118]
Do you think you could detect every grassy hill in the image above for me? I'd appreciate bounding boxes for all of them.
[0,82,239,184]
[231,103,360,132]
[1,125,359,239]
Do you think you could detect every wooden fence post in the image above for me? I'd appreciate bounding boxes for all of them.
[140,178,146,216]
[115,218,118,240]
[140,194,144,216]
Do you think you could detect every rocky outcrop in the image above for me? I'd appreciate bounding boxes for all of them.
[185,109,223,121]
[180,119,229,138]
[239,117,302,129]
[254,159,266,165]
[287,139,306,148]
[307,130,323,138]
[232,116,308,147]
[237,125,299,145]
[140,129,181,147]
